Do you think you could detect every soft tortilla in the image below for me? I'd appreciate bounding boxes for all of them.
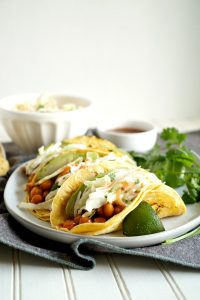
[31,209,51,221]
[50,163,186,236]
[63,136,117,151]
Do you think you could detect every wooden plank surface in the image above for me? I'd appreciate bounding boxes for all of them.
[0,245,13,300]
[19,251,68,300]
[164,262,200,300]
[111,254,178,300]
[0,245,200,300]
[70,255,124,300]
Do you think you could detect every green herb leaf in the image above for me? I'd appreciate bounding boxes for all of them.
[108,172,116,181]
[160,127,186,147]
[129,127,200,204]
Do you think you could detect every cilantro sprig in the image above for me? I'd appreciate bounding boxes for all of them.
[129,127,200,204]
[163,225,200,245]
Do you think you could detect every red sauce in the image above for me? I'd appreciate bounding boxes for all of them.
[108,127,144,133]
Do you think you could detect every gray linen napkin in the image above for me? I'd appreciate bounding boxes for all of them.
[0,131,200,270]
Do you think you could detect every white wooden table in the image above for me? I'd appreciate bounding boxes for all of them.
[0,245,199,300]
[1,120,200,300]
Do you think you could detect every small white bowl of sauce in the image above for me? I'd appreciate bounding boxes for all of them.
[97,120,157,152]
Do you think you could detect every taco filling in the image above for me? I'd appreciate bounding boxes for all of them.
[19,137,135,221]
[61,168,160,230]
[23,153,134,206]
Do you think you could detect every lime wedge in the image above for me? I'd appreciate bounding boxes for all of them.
[123,202,165,236]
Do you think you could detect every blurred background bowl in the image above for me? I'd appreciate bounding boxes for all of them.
[97,120,157,152]
[0,93,93,153]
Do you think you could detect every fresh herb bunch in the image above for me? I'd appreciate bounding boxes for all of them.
[129,127,200,204]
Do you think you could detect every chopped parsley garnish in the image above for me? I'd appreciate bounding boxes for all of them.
[108,172,116,181]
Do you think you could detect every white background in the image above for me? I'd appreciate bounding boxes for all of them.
[0,0,199,133]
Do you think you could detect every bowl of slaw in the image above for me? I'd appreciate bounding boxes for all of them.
[0,93,93,153]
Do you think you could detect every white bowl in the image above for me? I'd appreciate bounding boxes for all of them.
[97,120,157,152]
[0,93,92,153]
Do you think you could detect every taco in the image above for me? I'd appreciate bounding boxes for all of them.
[50,162,186,235]
[19,136,135,221]
[24,135,121,177]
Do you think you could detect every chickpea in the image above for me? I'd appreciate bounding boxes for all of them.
[74,215,81,224]
[40,179,53,191]
[30,194,43,204]
[103,203,114,218]
[79,216,92,224]
[97,207,104,216]
[63,219,76,230]
[114,205,124,215]
[26,182,34,192]
[94,217,106,223]
[28,173,35,182]
[30,186,42,197]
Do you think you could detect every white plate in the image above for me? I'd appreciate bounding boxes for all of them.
[4,163,200,248]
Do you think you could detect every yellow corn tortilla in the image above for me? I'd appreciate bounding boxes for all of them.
[31,210,50,221]
[63,136,117,152]
[50,163,186,236]
[62,136,126,157]
[144,184,186,218]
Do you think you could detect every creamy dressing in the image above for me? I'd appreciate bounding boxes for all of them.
[76,168,161,215]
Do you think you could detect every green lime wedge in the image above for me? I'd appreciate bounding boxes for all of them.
[123,202,165,236]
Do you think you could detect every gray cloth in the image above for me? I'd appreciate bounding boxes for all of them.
[0,131,200,270]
